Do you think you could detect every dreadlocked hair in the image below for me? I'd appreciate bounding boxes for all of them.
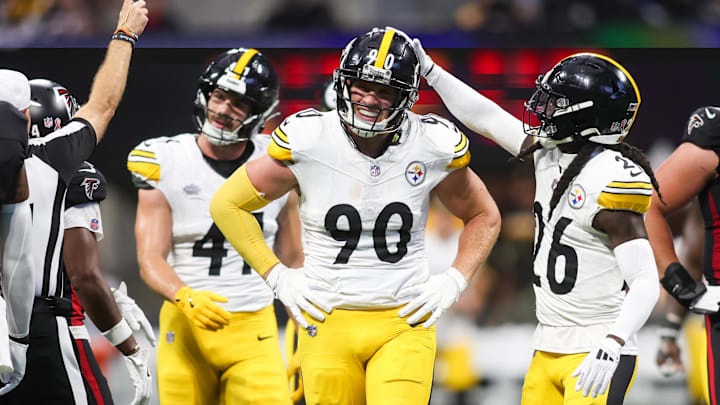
[604,142,664,205]
[547,141,598,220]
[509,141,543,163]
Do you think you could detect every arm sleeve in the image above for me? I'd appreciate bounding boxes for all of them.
[127,141,162,189]
[608,238,660,343]
[683,106,720,173]
[210,165,280,276]
[0,201,34,338]
[28,118,97,185]
[64,202,104,241]
[425,64,527,156]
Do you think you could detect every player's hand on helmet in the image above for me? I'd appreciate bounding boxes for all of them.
[112,281,157,346]
[124,347,152,405]
[572,337,622,398]
[0,339,28,395]
[410,38,436,78]
[116,0,149,37]
[396,267,468,328]
[265,263,333,330]
[174,286,231,331]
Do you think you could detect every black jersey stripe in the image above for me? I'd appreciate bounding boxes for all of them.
[41,180,66,296]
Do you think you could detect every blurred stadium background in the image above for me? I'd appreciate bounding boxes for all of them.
[3,0,720,404]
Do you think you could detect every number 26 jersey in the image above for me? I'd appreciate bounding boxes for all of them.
[531,147,652,354]
[268,110,470,310]
[127,134,287,312]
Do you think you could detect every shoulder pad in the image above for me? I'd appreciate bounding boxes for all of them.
[66,161,107,208]
[595,153,652,214]
[683,106,720,149]
[418,113,471,170]
[127,137,167,187]
[269,109,324,163]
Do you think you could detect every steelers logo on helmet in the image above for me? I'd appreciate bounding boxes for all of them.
[522,53,641,145]
[193,48,279,146]
[28,78,79,139]
[333,27,420,139]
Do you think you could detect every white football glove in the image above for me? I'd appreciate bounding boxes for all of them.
[0,339,28,395]
[124,348,152,405]
[690,285,720,314]
[396,267,468,328]
[265,263,333,330]
[572,337,622,398]
[112,281,157,347]
[409,38,435,79]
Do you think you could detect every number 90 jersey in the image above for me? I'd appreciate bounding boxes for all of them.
[268,109,470,310]
[127,134,287,312]
[531,147,652,355]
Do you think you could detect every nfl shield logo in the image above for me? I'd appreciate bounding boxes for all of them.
[370,164,381,177]
[166,331,175,343]
[43,116,53,128]
[307,324,318,338]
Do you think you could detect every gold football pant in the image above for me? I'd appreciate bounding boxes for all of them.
[521,351,637,405]
[157,302,291,405]
[298,307,436,405]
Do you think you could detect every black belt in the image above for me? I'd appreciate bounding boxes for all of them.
[33,296,72,317]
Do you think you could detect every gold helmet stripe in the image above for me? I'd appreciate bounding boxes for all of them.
[232,48,259,76]
[374,29,396,68]
[563,52,641,132]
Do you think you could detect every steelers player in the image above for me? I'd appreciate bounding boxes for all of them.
[128,49,301,404]
[211,27,501,405]
[414,40,661,404]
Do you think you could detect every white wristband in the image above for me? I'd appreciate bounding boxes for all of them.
[101,318,132,346]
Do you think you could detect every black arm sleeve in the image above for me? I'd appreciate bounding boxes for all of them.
[65,162,108,209]
[28,117,97,185]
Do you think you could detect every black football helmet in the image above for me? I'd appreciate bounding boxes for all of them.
[193,48,279,145]
[523,53,640,145]
[28,78,79,138]
[333,27,420,138]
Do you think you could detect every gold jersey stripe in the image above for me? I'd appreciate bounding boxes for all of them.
[129,149,156,159]
[454,133,468,153]
[374,29,395,68]
[447,150,471,170]
[598,191,651,214]
[232,48,259,76]
[127,161,160,181]
[607,181,652,189]
[274,127,289,143]
[268,138,293,162]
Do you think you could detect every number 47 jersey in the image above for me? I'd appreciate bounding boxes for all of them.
[127,134,287,313]
[268,109,470,310]
[531,147,652,355]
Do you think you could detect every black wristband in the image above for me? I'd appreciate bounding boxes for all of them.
[111,32,136,47]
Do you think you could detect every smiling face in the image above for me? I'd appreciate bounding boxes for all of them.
[349,79,399,124]
[206,88,251,132]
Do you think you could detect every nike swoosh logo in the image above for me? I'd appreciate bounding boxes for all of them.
[78,167,96,173]
[257,335,273,341]
[707,108,716,119]
[630,170,642,177]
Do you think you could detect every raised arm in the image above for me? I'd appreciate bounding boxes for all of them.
[73,0,148,142]
[411,39,530,156]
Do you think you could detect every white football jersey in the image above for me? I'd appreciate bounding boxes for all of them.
[128,134,288,312]
[531,147,653,355]
[268,109,470,309]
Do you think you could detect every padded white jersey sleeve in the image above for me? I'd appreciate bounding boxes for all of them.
[426,64,527,156]
[0,201,34,338]
[608,238,660,343]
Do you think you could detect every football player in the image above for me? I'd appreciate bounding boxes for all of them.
[0,0,150,401]
[128,48,301,405]
[644,103,720,405]
[0,72,35,392]
[210,27,501,405]
[413,41,661,404]
[23,78,155,404]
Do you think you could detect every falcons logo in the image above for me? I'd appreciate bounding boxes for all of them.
[688,113,704,135]
[55,87,79,118]
[80,178,100,200]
